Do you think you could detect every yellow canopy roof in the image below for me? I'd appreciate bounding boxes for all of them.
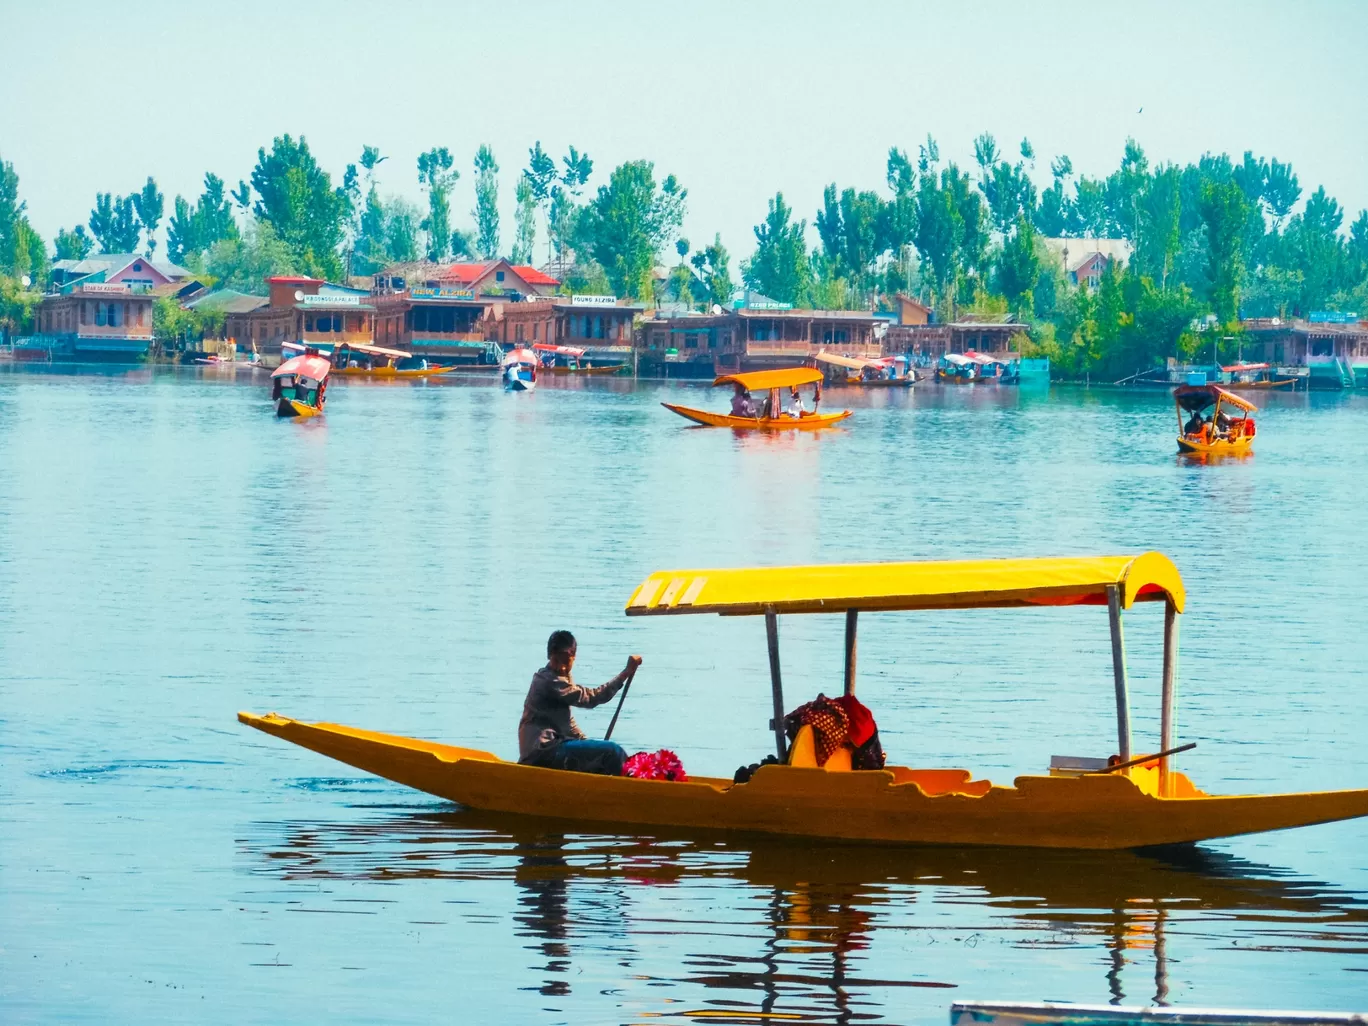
[625,553,1184,617]
[714,367,824,391]
[813,350,879,370]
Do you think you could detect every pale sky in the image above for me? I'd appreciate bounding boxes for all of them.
[4,0,1366,265]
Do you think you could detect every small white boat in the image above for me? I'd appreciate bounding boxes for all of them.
[951,1003,1366,1026]
[502,347,537,392]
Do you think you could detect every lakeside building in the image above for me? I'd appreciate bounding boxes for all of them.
[224,276,375,364]
[369,259,561,363]
[33,281,156,359]
[886,315,1025,361]
[635,307,884,377]
[1241,315,1368,388]
[490,295,641,351]
[50,253,193,291]
[1041,238,1133,289]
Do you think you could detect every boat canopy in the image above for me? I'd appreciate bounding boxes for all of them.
[502,348,538,365]
[532,343,586,357]
[1174,384,1257,413]
[943,353,973,366]
[272,355,332,381]
[339,342,410,360]
[1222,362,1269,372]
[713,367,824,391]
[813,351,880,371]
[626,552,1185,617]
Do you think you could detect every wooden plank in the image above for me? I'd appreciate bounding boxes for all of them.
[1106,584,1132,763]
[765,607,787,761]
[1161,600,1180,797]
[843,609,858,696]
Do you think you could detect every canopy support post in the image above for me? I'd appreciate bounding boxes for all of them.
[765,607,787,761]
[1106,584,1132,765]
[1160,601,1179,798]
[843,609,858,696]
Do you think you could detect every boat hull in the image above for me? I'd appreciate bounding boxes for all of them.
[238,712,1368,850]
[331,365,455,378]
[276,397,323,418]
[1177,435,1252,456]
[662,402,852,430]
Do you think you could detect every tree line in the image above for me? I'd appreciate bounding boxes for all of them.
[3,133,1366,377]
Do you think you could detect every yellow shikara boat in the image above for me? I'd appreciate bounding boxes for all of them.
[662,367,852,430]
[329,342,455,377]
[240,553,1368,849]
[1175,384,1257,456]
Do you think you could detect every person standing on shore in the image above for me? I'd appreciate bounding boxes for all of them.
[517,630,642,775]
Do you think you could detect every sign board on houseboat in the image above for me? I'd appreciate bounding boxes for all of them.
[411,287,476,301]
[301,294,361,307]
[571,294,618,307]
[79,282,132,294]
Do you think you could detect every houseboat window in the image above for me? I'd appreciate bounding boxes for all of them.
[835,329,847,344]
[305,315,315,332]
[95,304,106,327]
[133,263,141,272]
[684,334,698,349]
[496,271,505,282]
[414,308,427,331]
[1312,340,1332,357]
[532,322,539,341]
[595,316,604,339]
[441,309,454,333]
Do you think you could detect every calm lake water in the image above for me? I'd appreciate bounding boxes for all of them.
[2,366,1366,1024]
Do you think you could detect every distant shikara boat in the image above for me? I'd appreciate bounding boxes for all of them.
[1175,384,1257,456]
[950,1003,1366,1026]
[240,552,1368,849]
[661,367,852,429]
[328,341,455,378]
[270,353,330,418]
[1222,362,1298,390]
[813,350,914,387]
[533,342,627,375]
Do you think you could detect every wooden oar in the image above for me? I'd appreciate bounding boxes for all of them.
[604,664,639,741]
[1090,742,1197,774]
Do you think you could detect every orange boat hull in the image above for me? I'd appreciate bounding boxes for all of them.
[662,402,852,430]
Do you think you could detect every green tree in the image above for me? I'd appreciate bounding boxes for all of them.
[133,177,164,256]
[524,141,558,262]
[690,233,735,307]
[1034,155,1072,236]
[417,147,459,262]
[89,193,141,253]
[205,220,298,292]
[1284,186,1346,313]
[1262,158,1301,232]
[1135,164,1182,288]
[742,192,811,304]
[579,160,686,300]
[546,146,593,264]
[512,176,537,264]
[997,216,1040,318]
[1198,179,1251,325]
[55,225,93,261]
[913,167,962,306]
[249,134,348,280]
[167,173,240,265]
[472,144,501,259]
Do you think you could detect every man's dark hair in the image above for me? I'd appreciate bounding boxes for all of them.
[547,630,576,658]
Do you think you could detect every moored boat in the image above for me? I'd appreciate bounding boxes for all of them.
[662,367,852,430]
[1175,383,1256,455]
[330,341,454,377]
[533,343,627,375]
[240,552,1368,848]
[813,350,914,387]
[1223,362,1297,390]
[271,351,330,417]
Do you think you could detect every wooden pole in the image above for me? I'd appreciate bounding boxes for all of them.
[843,609,858,696]
[1160,601,1179,797]
[765,607,787,761]
[1106,585,1132,764]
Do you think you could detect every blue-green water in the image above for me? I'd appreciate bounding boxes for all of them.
[2,367,1366,1024]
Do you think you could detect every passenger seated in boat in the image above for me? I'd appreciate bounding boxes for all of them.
[730,385,756,418]
[1183,410,1204,436]
[517,630,641,775]
[785,387,805,418]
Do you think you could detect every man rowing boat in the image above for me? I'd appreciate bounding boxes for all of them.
[517,630,642,775]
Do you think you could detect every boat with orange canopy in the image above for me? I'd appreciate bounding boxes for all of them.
[1175,383,1257,455]
[813,350,913,387]
[271,352,331,417]
[661,367,852,429]
[1222,362,1297,390]
[239,551,1368,849]
[329,342,454,378]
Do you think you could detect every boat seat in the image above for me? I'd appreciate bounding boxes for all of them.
[787,724,853,772]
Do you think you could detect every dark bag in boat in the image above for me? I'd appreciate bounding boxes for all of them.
[733,754,780,784]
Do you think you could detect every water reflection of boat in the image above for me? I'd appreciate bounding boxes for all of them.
[242,808,1368,1017]
[240,553,1368,849]
[952,1003,1366,1026]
